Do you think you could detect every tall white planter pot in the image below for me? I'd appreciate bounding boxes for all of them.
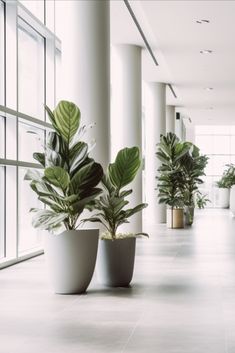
[45,229,99,294]
[230,186,235,216]
[217,188,230,208]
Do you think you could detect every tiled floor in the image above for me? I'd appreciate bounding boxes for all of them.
[1,209,235,352]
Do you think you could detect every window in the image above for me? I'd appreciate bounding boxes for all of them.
[18,120,45,163]
[18,19,45,119]
[0,1,4,105]
[0,1,60,268]
[195,125,235,207]
[18,168,43,255]
[0,166,5,259]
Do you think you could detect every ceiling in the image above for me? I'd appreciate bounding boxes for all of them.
[110,0,235,126]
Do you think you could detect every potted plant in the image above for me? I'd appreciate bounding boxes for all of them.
[82,146,148,287]
[181,144,208,225]
[25,100,103,294]
[196,192,211,209]
[216,164,235,208]
[156,133,190,228]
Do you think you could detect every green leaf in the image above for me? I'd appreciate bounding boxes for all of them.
[70,188,102,215]
[124,203,148,218]
[44,166,70,192]
[31,209,68,230]
[54,101,80,144]
[24,169,43,182]
[70,161,103,194]
[33,153,45,167]
[108,147,141,190]
[69,141,88,173]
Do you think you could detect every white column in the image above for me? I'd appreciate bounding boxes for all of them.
[166,105,175,134]
[111,45,142,233]
[57,0,110,169]
[145,83,166,225]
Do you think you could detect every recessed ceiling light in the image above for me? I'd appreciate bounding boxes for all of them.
[204,87,213,91]
[196,19,210,24]
[200,49,213,54]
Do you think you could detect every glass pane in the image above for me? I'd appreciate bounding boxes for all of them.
[18,168,43,255]
[230,126,235,135]
[230,136,235,155]
[0,166,5,259]
[195,135,213,154]
[195,126,211,135]
[213,135,230,155]
[212,155,230,176]
[18,19,45,119]
[211,125,230,135]
[18,120,44,163]
[55,48,62,104]
[19,0,45,23]
[0,115,5,158]
[0,1,4,105]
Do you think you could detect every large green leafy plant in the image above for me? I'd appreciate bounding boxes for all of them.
[25,100,103,232]
[181,144,208,207]
[156,133,191,208]
[83,147,148,240]
[216,164,235,189]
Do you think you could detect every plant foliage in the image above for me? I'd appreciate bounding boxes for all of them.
[25,100,103,232]
[181,143,209,207]
[82,147,148,240]
[156,133,191,208]
[216,164,235,189]
[195,192,211,209]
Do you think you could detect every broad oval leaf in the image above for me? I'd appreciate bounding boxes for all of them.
[108,147,141,190]
[69,141,88,173]
[54,101,80,144]
[70,161,103,194]
[44,166,70,192]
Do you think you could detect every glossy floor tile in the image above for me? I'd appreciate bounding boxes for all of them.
[1,209,235,353]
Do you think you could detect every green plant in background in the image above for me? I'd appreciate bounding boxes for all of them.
[24,100,103,232]
[216,164,235,189]
[181,143,209,208]
[196,192,211,209]
[156,132,191,209]
[82,147,148,240]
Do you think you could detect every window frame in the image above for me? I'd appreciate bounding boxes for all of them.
[0,0,61,268]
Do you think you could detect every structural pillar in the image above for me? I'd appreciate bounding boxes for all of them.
[166,105,175,134]
[58,0,110,170]
[111,45,142,233]
[145,83,166,224]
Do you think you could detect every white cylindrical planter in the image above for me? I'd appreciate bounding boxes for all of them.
[45,229,99,294]
[166,105,175,134]
[111,45,142,234]
[57,0,110,170]
[217,188,230,208]
[145,83,166,224]
[230,186,235,215]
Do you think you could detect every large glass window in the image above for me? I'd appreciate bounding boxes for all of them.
[18,19,45,119]
[0,166,5,259]
[18,168,43,255]
[18,120,44,163]
[195,125,235,207]
[0,1,4,105]
[0,1,59,268]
